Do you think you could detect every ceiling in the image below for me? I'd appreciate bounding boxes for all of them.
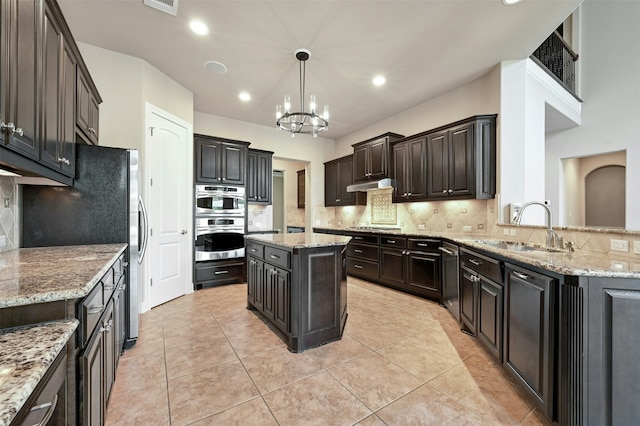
[58,0,582,140]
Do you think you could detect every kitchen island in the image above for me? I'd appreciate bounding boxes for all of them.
[245,232,350,352]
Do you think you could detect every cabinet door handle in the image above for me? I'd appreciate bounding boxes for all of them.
[513,271,532,280]
[30,393,58,425]
[448,189,453,194]
[57,157,70,165]
[469,259,482,266]
[442,189,448,194]
[438,247,454,255]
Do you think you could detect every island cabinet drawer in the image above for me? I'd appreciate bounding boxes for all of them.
[460,248,502,283]
[380,236,407,248]
[349,234,378,245]
[246,241,264,259]
[78,281,104,347]
[347,243,378,261]
[408,238,440,252]
[265,246,291,269]
[347,257,379,280]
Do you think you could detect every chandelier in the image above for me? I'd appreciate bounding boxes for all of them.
[276,49,329,138]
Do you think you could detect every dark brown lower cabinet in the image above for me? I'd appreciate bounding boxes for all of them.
[194,259,245,290]
[559,276,640,425]
[459,265,478,335]
[477,278,503,362]
[504,263,555,420]
[246,239,347,352]
[380,247,406,289]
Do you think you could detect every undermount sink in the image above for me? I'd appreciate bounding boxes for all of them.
[474,240,563,253]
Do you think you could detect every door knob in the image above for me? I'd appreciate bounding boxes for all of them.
[181,230,187,235]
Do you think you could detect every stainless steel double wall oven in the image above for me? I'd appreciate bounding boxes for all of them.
[194,185,246,261]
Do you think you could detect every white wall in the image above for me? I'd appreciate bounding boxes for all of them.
[546,0,640,230]
[335,67,501,155]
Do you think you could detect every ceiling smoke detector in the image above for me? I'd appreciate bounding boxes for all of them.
[143,0,179,16]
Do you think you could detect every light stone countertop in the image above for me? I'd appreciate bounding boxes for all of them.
[314,227,640,279]
[245,232,351,251]
[0,244,127,308]
[0,319,78,426]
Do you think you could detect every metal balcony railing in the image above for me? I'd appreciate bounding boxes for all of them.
[531,30,579,97]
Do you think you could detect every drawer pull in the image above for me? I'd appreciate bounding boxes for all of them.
[469,259,482,266]
[30,393,58,425]
[354,249,363,253]
[513,271,532,280]
[270,254,280,259]
[251,248,258,252]
[214,270,228,275]
[353,264,363,269]
[100,320,113,332]
[353,236,363,240]
[87,305,104,315]
[387,240,396,244]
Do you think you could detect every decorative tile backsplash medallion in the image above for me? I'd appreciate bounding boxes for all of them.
[370,188,396,225]
[0,176,18,252]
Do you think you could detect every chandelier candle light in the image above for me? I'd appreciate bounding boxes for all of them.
[276,49,329,138]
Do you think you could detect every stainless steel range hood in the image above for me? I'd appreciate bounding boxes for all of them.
[346,178,393,192]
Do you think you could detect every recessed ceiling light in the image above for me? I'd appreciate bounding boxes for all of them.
[373,75,386,86]
[239,92,251,102]
[189,20,209,35]
[502,0,522,5]
[204,61,227,74]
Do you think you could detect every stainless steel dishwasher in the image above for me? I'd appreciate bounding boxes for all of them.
[439,242,460,323]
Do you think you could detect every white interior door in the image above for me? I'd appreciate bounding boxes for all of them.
[147,107,190,308]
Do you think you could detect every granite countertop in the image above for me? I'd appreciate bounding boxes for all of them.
[0,319,78,426]
[314,227,640,279]
[0,244,127,308]
[245,232,351,250]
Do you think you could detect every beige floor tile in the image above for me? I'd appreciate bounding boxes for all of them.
[168,360,260,425]
[105,378,170,425]
[164,336,238,379]
[428,352,534,424]
[108,280,543,425]
[377,331,466,381]
[376,384,490,425]
[188,397,278,425]
[241,346,324,394]
[520,408,552,425]
[305,334,373,369]
[162,321,225,349]
[115,353,166,391]
[328,352,422,411]
[355,414,387,425]
[263,371,372,425]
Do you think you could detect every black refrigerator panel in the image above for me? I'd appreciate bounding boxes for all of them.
[22,145,129,247]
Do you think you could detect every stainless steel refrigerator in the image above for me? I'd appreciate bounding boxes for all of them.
[21,144,146,349]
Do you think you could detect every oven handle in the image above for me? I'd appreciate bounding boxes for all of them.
[195,227,245,237]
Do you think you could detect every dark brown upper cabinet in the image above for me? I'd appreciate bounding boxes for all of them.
[0,0,41,160]
[352,132,404,182]
[247,148,273,204]
[324,154,365,207]
[76,71,100,145]
[0,0,101,184]
[426,115,496,200]
[391,135,427,202]
[194,134,249,185]
[297,169,305,208]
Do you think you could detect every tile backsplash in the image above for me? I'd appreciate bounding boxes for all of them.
[0,177,19,252]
